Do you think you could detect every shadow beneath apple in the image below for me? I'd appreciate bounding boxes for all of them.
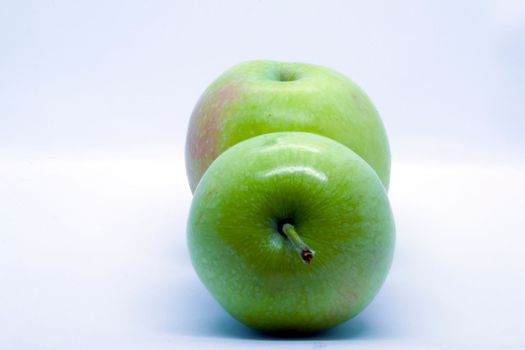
[199,304,399,341]
[160,272,400,341]
[201,312,380,340]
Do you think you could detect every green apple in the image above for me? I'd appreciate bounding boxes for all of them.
[187,132,395,333]
[185,60,391,193]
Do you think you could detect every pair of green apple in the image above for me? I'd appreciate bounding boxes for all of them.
[185,61,395,334]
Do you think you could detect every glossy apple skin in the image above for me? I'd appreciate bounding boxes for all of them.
[185,60,391,193]
[187,132,395,334]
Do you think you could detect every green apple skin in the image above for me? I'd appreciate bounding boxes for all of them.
[187,132,395,334]
[185,60,391,193]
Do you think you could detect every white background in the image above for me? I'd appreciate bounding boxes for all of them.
[1,1,524,349]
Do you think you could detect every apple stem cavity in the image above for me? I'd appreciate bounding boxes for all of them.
[281,223,315,264]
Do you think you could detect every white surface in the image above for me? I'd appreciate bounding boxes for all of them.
[1,0,524,348]
[1,154,524,349]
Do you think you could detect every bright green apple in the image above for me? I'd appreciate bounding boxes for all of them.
[187,132,395,334]
[185,60,391,193]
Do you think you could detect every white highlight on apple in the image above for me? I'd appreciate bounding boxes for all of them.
[262,166,327,182]
[260,143,322,154]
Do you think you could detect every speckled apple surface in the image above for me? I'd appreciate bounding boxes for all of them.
[187,132,395,333]
[185,60,391,193]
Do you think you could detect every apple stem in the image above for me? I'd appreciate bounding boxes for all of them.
[281,223,315,264]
